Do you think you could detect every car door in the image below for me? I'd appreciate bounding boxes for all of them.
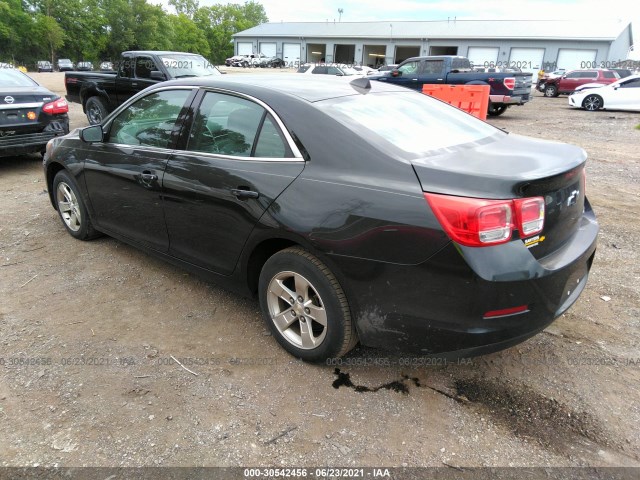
[132,55,163,93]
[391,60,424,90]
[83,87,196,251]
[114,54,135,106]
[558,70,583,93]
[606,77,640,110]
[162,89,305,275]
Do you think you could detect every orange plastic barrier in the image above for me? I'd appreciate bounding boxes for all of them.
[422,84,490,120]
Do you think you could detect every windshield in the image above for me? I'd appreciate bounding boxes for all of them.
[160,55,221,77]
[0,69,38,87]
[318,92,502,156]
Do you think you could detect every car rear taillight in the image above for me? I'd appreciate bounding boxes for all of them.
[515,197,545,236]
[42,98,68,115]
[503,77,516,90]
[424,193,545,247]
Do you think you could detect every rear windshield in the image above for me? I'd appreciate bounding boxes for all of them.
[0,69,38,87]
[318,92,502,156]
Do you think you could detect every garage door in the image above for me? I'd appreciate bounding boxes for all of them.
[556,49,597,71]
[283,43,300,65]
[509,48,545,74]
[237,42,253,56]
[260,42,277,57]
[467,47,499,69]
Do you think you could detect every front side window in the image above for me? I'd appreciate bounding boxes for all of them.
[135,56,158,79]
[398,61,420,75]
[566,72,581,79]
[620,78,640,88]
[107,89,191,148]
[312,66,328,74]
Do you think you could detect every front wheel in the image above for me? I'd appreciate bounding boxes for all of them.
[85,96,108,125]
[53,170,100,240]
[259,247,358,362]
[544,84,559,97]
[582,94,603,111]
[487,103,508,116]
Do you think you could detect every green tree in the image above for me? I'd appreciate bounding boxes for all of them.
[34,14,65,64]
[169,0,199,18]
[169,14,209,56]
[194,1,268,64]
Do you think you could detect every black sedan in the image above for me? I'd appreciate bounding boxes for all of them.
[1,67,69,158]
[43,76,598,361]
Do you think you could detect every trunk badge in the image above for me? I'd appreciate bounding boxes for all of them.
[567,190,579,207]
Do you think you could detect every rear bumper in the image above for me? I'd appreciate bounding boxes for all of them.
[490,93,530,105]
[332,201,598,357]
[0,119,69,158]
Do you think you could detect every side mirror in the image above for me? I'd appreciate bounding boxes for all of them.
[391,69,401,77]
[80,125,104,143]
[150,70,166,81]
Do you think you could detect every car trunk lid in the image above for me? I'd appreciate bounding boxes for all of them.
[411,133,587,258]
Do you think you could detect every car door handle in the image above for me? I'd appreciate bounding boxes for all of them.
[131,82,138,87]
[231,188,259,199]
[141,172,157,181]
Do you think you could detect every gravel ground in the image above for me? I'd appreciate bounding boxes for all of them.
[0,71,639,469]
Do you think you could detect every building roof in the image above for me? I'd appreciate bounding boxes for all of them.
[233,19,630,42]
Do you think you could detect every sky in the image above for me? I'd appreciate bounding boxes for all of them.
[152,0,638,58]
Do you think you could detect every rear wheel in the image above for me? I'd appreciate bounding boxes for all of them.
[582,94,603,111]
[259,247,358,362]
[53,170,100,240]
[487,103,508,116]
[85,96,108,125]
[544,84,559,97]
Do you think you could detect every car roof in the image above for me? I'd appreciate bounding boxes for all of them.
[159,74,407,103]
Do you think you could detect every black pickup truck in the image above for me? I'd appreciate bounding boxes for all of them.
[371,55,533,116]
[65,51,222,124]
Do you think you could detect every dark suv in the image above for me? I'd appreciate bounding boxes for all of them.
[541,69,619,97]
[0,67,69,157]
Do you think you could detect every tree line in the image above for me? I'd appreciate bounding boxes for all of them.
[0,0,268,68]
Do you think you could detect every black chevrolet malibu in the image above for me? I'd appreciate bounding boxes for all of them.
[43,76,598,361]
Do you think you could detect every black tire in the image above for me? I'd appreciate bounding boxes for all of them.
[85,96,108,125]
[582,94,603,111]
[258,247,358,362]
[52,170,100,240]
[544,84,559,97]
[487,103,508,116]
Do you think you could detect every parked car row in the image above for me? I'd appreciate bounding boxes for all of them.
[35,59,114,72]
[225,54,286,68]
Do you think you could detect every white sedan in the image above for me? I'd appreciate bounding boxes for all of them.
[569,74,640,111]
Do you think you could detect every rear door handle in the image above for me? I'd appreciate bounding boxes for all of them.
[141,172,157,181]
[231,188,259,199]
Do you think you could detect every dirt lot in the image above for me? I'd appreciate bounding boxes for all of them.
[1,71,639,470]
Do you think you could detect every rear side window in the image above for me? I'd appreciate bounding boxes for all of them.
[297,65,310,73]
[187,92,289,158]
[582,71,597,79]
[312,66,328,74]
[602,71,616,79]
[424,60,445,74]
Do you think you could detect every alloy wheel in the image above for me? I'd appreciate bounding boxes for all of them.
[266,271,328,349]
[56,182,82,232]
